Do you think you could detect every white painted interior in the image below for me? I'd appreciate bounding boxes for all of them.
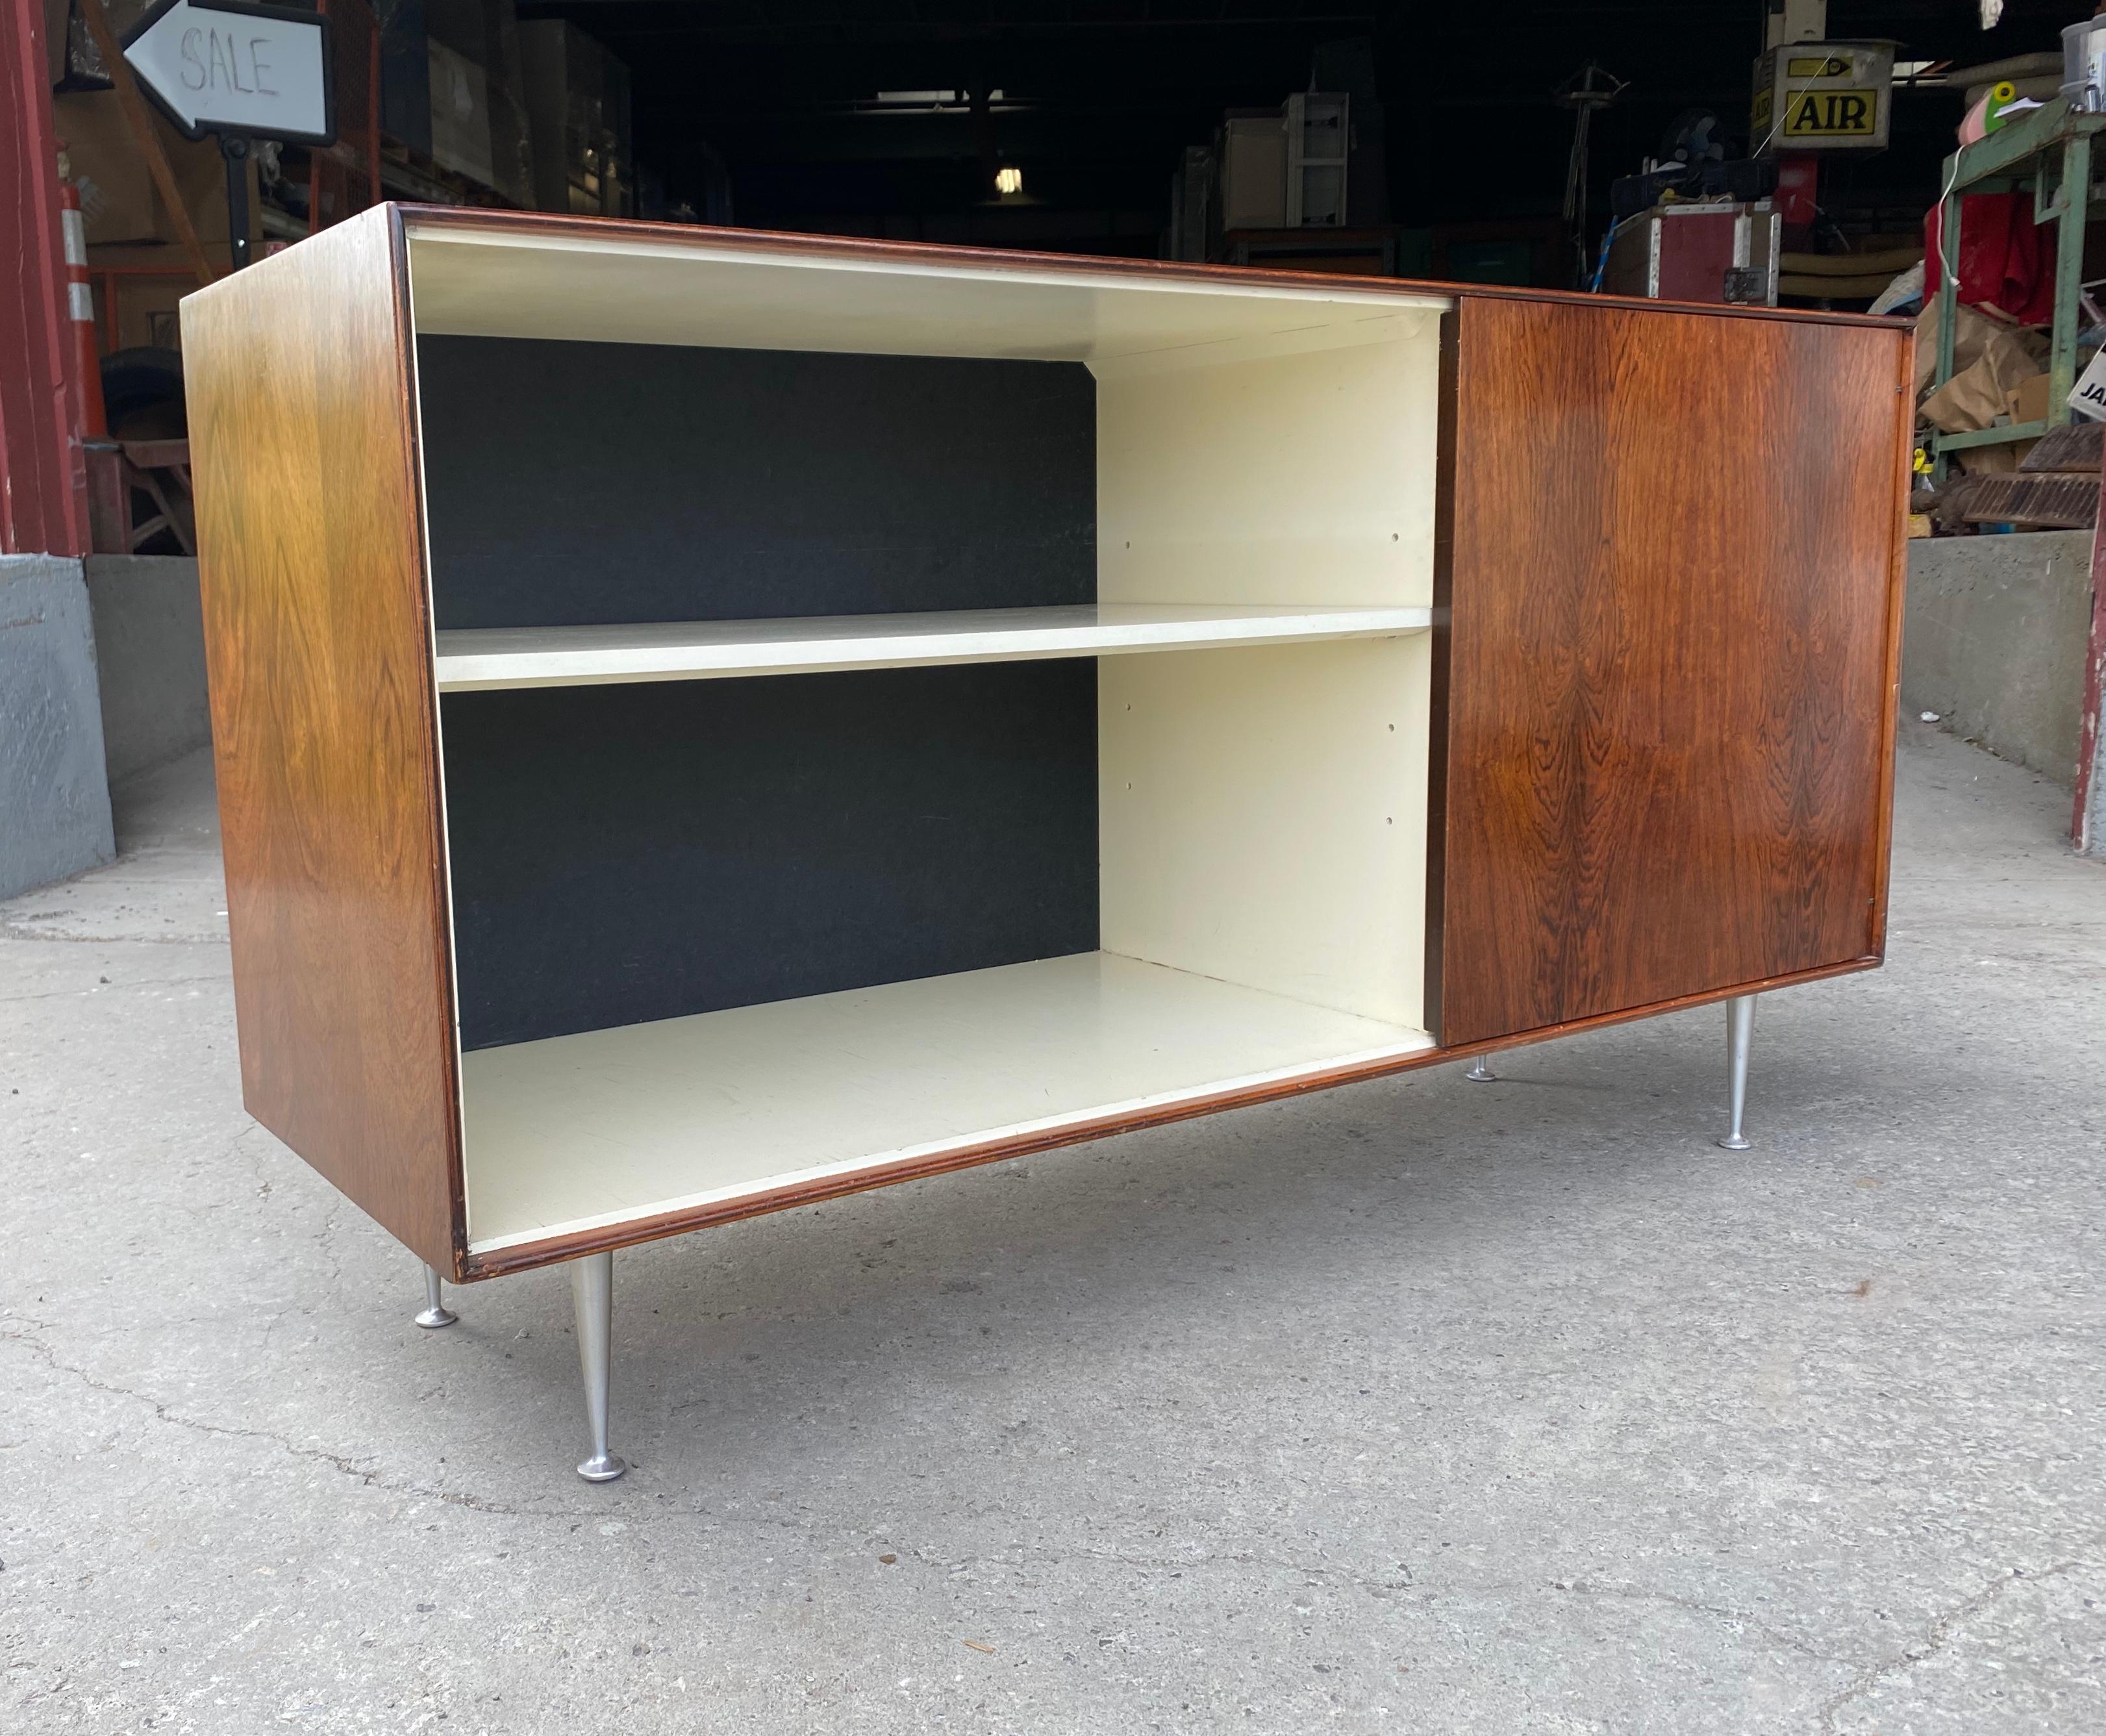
[1093,312,1443,610]
[460,952,1433,1252]
[420,225,1448,1250]
[434,602,1431,692]
[1101,637,1431,1029]
[1083,306,1442,1029]
[404,223,1448,362]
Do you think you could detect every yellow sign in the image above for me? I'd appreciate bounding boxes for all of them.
[1781,89,1881,139]
[1752,41,1892,151]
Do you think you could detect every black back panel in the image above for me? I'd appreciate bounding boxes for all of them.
[442,664,1099,1050]
[416,336,1097,630]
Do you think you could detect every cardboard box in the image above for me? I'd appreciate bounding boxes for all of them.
[428,40,533,205]
[2008,371,2053,425]
[1953,441,2031,475]
[429,40,497,189]
[1921,347,2041,435]
[55,92,158,244]
[425,0,533,204]
[1218,114,1286,231]
[54,92,258,251]
[519,20,633,217]
[101,273,190,353]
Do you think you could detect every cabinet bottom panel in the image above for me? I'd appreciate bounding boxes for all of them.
[460,950,1434,1253]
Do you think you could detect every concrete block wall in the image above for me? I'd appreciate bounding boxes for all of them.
[0,555,116,898]
[83,556,213,784]
[1902,531,2095,789]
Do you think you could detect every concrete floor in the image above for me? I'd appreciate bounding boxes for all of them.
[3,724,2102,1735]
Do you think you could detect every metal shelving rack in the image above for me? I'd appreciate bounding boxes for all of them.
[1931,96,2106,477]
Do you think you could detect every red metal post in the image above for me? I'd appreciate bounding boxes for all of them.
[0,0,86,556]
[2077,462,2106,850]
[59,181,107,436]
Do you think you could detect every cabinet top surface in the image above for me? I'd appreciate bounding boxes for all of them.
[387,205,1905,363]
[395,204,1907,333]
[403,208,1446,362]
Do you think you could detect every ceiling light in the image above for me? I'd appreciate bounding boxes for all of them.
[872,90,1003,107]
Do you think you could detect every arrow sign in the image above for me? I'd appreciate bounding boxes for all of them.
[122,0,333,146]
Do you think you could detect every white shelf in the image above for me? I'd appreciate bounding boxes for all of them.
[406,218,1449,363]
[460,951,1434,1252]
[433,602,1432,692]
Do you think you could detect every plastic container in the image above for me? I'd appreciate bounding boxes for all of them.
[2061,19,2106,113]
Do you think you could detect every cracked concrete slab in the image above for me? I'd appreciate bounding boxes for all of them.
[1,728,2102,1734]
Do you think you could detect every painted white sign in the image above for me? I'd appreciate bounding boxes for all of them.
[2070,348,2106,423]
[124,0,331,144]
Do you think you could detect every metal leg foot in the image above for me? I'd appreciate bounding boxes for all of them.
[571,1251,627,1483]
[1718,995,1755,1151]
[414,1262,457,1329]
[1464,1055,1498,1082]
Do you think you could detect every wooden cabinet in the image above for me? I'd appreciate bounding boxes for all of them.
[184,207,1908,1479]
[1435,296,1908,1043]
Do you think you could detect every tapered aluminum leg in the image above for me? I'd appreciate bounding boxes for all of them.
[570,1252,627,1483]
[1718,995,1755,1151]
[414,1263,457,1329]
[1464,1055,1498,1083]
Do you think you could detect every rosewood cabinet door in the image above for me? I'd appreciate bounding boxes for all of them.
[1433,296,1909,1048]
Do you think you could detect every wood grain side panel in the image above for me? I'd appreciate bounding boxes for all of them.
[1440,296,1907,1047]
[184,208,460,1272]
[1867,325,1914,951]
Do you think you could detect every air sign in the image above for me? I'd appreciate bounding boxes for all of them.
[1751,41,1892,153]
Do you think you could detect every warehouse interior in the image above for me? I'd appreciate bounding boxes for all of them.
[527,0,2042,262]
[20,0,2103,863]
[45,1,2085,281]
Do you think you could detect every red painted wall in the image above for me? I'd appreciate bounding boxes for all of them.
[1,0,86,556]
